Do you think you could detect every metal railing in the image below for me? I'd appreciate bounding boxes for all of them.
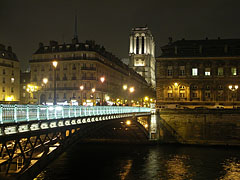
[0,105,151,124]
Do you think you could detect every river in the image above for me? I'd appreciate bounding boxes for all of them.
[34,143,240,180]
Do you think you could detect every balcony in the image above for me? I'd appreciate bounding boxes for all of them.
[81,67,96,71]
[82,77,96,80]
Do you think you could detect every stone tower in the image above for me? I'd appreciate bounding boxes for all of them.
[129,26,156,88]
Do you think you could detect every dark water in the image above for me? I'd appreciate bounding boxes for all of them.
[35,143,240,180]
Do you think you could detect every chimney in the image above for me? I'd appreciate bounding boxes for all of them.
[7,46,12,52]
[39,42,44,48]
[49,41,58,47]
[168,37,173,44]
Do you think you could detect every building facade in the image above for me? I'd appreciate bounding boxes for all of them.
[156,38,240,108]
[129,26,156,88]
[20,71,31,104]
[0,44,20,103]
[29,39,150,105]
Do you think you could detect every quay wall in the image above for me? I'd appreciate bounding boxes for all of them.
[157,109,240,146]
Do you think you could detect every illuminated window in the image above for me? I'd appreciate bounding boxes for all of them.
[205,68,211,76]
[168,93,173,98]
[192,68,198,76]
[11,78,14,83]
[231,67,237,76]
[134,59,145,66]
[180,92,185,98]
[218,67,223,76]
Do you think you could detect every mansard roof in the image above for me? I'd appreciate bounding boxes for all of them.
[160,38,240,57]
[0,44,18,61]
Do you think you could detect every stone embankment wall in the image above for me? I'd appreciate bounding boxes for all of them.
[157,109,240,146]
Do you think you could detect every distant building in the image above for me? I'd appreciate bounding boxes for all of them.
[121,58,129,66]
[129,26,156,88]
[29,38,150,105]
[0,44,20,103]
[20,71,31,104]
[156,38,240,108]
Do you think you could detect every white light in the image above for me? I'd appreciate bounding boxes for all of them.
[50,122,57,128]
[18,125,29,132]
[30,124,40,131]
[4,126,17,135]
[48,106,54,111]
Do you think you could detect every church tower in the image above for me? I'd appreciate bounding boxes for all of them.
[129,26,156,88]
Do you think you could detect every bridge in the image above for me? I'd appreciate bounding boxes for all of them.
[0,104,151,180]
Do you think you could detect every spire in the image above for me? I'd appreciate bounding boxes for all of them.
[72,12,79,44]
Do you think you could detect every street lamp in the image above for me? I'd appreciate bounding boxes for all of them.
[129,86,135,106]
[52,60,58,105]
[80,85,84,105]
[92,88,96,106]
[42,78,48,104]
[122,84,128,105]
[100,76,105,105]
[229,85,238,108]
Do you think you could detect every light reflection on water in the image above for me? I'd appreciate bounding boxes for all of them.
[35,144,240,180]
[219,158,240,180]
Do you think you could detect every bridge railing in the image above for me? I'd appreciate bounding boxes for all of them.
[0,105,151,124]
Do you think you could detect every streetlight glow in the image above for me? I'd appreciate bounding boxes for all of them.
[52,61,58,68]
[80,85,84,91]
[100,76,105,83]
[123,84,128,90]
[129,86,135,93]
[92,88,96,93]
[43,78,48,85]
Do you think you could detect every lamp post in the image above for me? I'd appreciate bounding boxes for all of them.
[52,61,58,105]
[123,84,128,105]
[129,86,135,106]
[229,85,238,109]
[42,78,48,105]
[80,85,84,105]
[91,88,96,106]
[100,76,105,105]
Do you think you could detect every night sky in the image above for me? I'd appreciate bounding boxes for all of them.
[1,0,240,70]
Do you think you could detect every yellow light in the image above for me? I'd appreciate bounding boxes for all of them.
[100,76,105,83]
[6,96,14,101]
[126,120,131,126]
[52,61,58,68]
[235,85,239,90]
[123,84,128,90]
[229,85,232,90]
[150,98,153,102]
[43,78,48,84]
[174,82,178,87]
[92,88,96,93]
[129,86,135,93]
[105,96,110,101]
[80,85,84,91]
[144,124,148,128]
[144,96,149,101]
